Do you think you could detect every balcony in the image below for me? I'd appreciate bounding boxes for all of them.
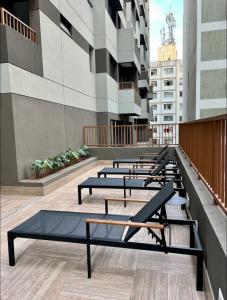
[117,28,140,72]
[0,7,37,43]
[138,70,149,90]
[119,81,141,115]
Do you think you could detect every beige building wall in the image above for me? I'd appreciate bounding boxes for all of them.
[157,44,177,61]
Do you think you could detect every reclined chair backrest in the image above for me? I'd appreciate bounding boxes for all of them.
[154,149,169,164]
[143,157,170,186]
[159,145,168,155]
[124,180,175,242]
[152,145,168,160]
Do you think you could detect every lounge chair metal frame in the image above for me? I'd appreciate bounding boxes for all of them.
[78,175,185,205]
[112,148,170,168]
[8,187,204,292]
[98,160,180,178]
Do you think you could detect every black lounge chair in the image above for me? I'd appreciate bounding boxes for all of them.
[78,165,184,205]
[98,157,179,178]
[113,146,169,168]
[7,181,204,291]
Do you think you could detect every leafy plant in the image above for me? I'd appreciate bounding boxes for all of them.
[78,145,89,157]
[31,145,89,178]
[32,159,53,177]
[65,149,80,161]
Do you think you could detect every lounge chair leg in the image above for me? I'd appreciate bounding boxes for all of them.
[89,188,92,195]
[8,233,15,266]
[129,189,132,196]
[190,224,194,247]
[123,189,127,207]
[86,223,91,278]
[78,187,82,205]
[196,252,204,291]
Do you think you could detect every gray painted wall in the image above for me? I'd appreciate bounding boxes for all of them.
[175,148,226,300]
[183,0,197,121]
[97,112,120,125]
[88,146,174,160]
[0,94,18,185]
[0,93,97,184]
[0,25,43,76]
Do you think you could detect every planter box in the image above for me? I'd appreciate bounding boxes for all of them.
[1,157,97,196]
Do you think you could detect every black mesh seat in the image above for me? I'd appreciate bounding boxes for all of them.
[80,177,145,188]
[10,211,130,242]
[98,158,170,177]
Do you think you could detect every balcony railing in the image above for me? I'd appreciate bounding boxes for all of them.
[179,114,227,213]
[83,124,178,147]
[0,7,37,43]
[119,81,138,91]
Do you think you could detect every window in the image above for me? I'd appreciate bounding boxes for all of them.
[109,54,118,81]
[151,105,157,110]
[164,91,173,98]
[108,0,117,27]
[164,68,174,75]
[151,81,157,87]
[179,78,183,85]
[152,93,157,99]
[153,128,157,133]
[163,104,172,110]
[164,80,173,86]
[152,116,157,122]
[60,14,72,36]
[179,116,183,122]
[163,115,173,122]
[151,69,157,76]
[89,46,94,73]
[179,91,183,97]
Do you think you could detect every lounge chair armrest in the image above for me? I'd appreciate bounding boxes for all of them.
[141,152,158,155]
[134,161,156,165]
[139,153,158,158]
[123,175,165,180]
[132,165,155,169]
[85,219,164,230]
[104,197,149,203]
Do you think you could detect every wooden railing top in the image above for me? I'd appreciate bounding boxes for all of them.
[0,7,37,43]
[83,123,178,128]
[181,114,227,125]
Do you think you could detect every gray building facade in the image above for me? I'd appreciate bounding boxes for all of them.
[183,0,227,121]
[0,0,150,185]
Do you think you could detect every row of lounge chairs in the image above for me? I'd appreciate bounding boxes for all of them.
[7,146,204,291]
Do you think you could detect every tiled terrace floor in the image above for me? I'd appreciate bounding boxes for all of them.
[1,164,206,300]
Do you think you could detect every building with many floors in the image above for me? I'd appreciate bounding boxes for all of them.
[183,0,227,120]
[149,42,183,145]
[0,0,150,185]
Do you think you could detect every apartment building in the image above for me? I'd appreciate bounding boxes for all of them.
[0,0,150,185]
[150,53,183,145]
[183,0,227,120]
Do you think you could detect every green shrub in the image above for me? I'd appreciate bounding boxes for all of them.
[32,145,89,178]
[78,145,89,157]
[32,159,53,177]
